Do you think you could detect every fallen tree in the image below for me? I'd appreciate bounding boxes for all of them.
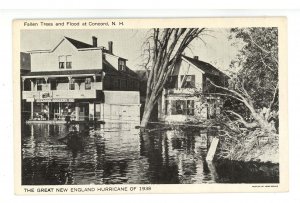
[207,27,279,162]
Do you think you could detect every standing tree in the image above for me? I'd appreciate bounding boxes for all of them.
[140,28,206,127]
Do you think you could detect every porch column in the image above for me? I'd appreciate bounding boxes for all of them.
[89,102,95,121]
[68,76,72,90]
[75,103,80,121]
[21,78,25,91]
[58,102,61,119]
[30,102,34,119]
[30,79,34,91]
[101,103,105,121]
[94,103,96,121]
[93,75,96,89]
[44,77,49,91]
[47,102,50,120]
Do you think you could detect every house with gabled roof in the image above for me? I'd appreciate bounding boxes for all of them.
[21,36,141,123]
[158,55,229,123]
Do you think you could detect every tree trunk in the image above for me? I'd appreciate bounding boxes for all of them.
[252,113,274,133]
[141,96,156,128]
[140,28,206,127]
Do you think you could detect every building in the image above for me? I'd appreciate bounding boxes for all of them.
[158,55,229,123]
[20,52,32,121]
[20,52,31,75]
[21,36,140,123]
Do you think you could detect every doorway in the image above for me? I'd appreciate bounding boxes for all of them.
[79,103,89,121]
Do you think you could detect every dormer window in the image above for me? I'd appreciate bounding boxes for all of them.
[59,55,72,69]
[119,60,126,71]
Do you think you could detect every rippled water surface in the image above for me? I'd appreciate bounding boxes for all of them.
[22,123,279,185]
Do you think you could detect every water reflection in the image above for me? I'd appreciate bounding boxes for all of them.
[22,123,279,185]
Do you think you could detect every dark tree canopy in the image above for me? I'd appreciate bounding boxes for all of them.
[229,27,278,111]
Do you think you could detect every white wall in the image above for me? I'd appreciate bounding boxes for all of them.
[104,91,140,105]
[101,91,140,123]
[173,59,203,90]
[104,53,119,70]
[103,103,140,123]
[30,38,103,72]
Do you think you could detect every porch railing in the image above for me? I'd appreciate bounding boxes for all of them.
[22,89,98,101]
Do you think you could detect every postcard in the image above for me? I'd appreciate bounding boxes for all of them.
[13,17,288,194]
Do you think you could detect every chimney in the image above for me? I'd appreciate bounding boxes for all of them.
[194,56,199,60]
[108,41,113,54]
[92,36,97,47]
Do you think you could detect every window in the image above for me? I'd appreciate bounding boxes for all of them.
[69,78,75,90]
[66,55,72,69]
[85,78,91,90]
[170,100,194,115]
[80,106,85,113]
[59,56,65,69]
[95,103,101,119]
[187,100,194,115]
[119,60,126,71]
[180,75,195,88]
[165,75,178,89]
[165,100,170,115]
[59,55,72,69]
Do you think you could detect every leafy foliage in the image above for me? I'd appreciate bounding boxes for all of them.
[229,27,278,111]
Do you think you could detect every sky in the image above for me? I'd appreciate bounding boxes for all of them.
[21,29,243,72]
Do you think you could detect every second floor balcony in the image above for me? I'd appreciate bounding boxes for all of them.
[21,70,103,102]
[22,89,99,102]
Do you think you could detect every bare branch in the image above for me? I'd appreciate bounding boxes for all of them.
[225,110,258,128]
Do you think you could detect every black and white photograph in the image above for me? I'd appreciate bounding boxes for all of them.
[14,18,288,193]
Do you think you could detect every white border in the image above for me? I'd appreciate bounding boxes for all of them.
[0,8,299,203]
[13,17,288,194]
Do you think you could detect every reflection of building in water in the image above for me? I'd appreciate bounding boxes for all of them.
[140,131,180,183]
[161,130,217,183]
[93,124,149,184]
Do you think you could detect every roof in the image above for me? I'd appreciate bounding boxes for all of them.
[103,59,140,80]
[22,69,102,77]
[182,55,228,78]
[28,36,100,53]
[102,59,120,75]
[64,37,94,49]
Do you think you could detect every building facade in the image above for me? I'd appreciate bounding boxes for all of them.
[158,55,228,123]
[21,36,140,123]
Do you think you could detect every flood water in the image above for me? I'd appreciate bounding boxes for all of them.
[22,123,279,185]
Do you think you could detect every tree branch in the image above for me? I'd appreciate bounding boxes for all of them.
[225,110,258,128]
